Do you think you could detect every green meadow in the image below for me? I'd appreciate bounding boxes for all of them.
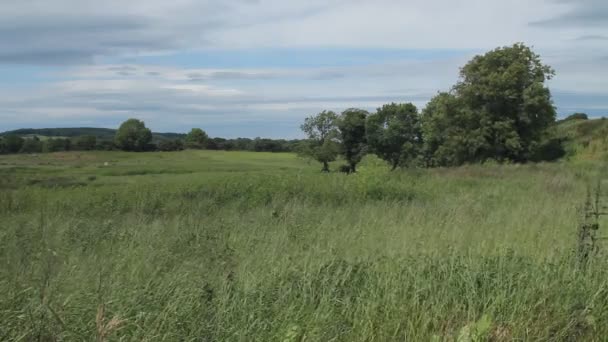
[1,150,607,341]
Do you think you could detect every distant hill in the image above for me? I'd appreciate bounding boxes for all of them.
[0,127,186,142]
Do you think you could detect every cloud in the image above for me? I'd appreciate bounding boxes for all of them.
[530,0,608,27]
[0,0,607,136]
[0,58,457,136]
[574,35,608,41]
[0,0,570,65]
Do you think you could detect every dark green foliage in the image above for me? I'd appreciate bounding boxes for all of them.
[204,137,224,150]
[158,139,185,152]
[421,92,487,167]
[185,128,208,149]
[96,140,116,151]
[422,43,556,166]
[338,164,352,174]
[300,110,340,172]
[560,113,589,122]
[114,118,153,152]
[2,127,116,138]
[1,127,186,142]
[72,135,97,151]
[1,128,302,154]
[530,137,566,162]
[367,103,422,170]
[338,108,368,173]
[1,135,24,154]
[19,137,43,153]
[43,138,71,153]
[252,138,292,152]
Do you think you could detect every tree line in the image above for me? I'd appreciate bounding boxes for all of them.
[300,43,566,172]
[0,121,303,154]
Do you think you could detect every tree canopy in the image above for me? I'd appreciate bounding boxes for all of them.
[185,128,209,149]
[300,110,340,172]
[367,103,422,170]
[338,108,368,173]
[114,118,152,152]
[422,43,556,166]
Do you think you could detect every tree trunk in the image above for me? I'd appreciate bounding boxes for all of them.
[322,161,330,173]
[350,163,356,173]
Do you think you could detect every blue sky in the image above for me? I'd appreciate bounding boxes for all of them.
[1,0,607,138]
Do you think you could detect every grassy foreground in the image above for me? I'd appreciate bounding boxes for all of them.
[1,150,607,341]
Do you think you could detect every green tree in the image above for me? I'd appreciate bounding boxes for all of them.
[366,103,422,170]
[421,92,487,167]
[114,118,152,152]
[338,108,368,173]
[1,135,24,154]
[454,43,556,162]
[300,110,340,172]
[185,128,208,149]
[422,43,556,166]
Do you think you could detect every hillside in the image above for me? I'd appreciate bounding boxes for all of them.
[0,127,185,142]
[553,117,608,160]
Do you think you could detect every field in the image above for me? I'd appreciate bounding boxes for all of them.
[1,150,607,341]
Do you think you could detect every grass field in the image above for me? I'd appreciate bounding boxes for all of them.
[1,150,607,341]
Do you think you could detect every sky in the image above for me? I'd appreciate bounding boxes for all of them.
[0,0,607,138]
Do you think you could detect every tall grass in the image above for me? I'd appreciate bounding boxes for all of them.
[0,151,606,340]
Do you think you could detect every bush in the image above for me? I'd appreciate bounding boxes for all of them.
[1,135,24,154]
[73,135,97,150]
[562,113,588,122]
[530,138,566,162]
[158,139,184,152]
[44,138,71,152]
[95,141,116,151]
[19,138,43,153]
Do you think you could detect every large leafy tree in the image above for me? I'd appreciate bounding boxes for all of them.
[338,108,368,173]
[300,110,340,172]
[422,43,556,166]
[455,43,556,162]
[367,102,422,170]
[185,128,209,149]
[114,118,152,152]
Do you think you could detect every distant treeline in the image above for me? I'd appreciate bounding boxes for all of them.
[0,126,303,154]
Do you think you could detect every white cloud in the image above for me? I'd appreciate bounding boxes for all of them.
[0,0,604,62]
